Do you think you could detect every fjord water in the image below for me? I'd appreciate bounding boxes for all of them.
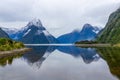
[0,45,119,80]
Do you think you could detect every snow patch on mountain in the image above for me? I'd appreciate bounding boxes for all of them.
[92,27,102,34]
[43,30,50,36]
[23,29,31,37]
[35,30,43,35]
[92,30,99,34]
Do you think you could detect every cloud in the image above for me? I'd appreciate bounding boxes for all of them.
[81,2,120,27]
[0,0,34,21]
[0,0,119,37]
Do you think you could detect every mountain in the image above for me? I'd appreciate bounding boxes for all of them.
[1,27,18,39]
[15,19,57,44]
[0,28,9,38]
[97,8,120,44]
[57,24,102,43]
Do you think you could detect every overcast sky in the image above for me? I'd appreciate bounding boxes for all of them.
[0,0,120,37]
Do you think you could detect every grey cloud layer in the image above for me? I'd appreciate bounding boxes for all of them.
[0,0,34,21]
[0,0,119,37]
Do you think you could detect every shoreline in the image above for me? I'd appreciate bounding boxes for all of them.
[0,48,31,58]
[75,44,111,47]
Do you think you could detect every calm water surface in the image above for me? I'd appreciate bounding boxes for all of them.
[0,45,119,80]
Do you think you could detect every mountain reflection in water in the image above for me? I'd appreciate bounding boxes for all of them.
[23,46,56,68]
[22,45,100,68]
[0,45,120,80]
[57,46,100,64]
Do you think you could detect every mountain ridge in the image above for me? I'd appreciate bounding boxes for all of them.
[0,19,102,44]
[57,24,102,43]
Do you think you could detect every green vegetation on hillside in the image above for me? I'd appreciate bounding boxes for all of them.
[97,47,120,79]
[97,8,120,44]
[0,38,24,51]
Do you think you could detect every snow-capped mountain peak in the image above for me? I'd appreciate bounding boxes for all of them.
[19,18,45,36]
[27,18,43,27]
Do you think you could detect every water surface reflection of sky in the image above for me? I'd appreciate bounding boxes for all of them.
[0,46,119,80]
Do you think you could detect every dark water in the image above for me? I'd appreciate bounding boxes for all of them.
[0,46,120,80]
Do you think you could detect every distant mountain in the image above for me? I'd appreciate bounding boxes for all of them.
[0,28,9,38]
[15,19,57,44]
[97,8,120,44]
[57,24,102,43]
[1,27,18,39]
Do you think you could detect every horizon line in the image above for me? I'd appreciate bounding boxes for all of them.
[24,44,74,46]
